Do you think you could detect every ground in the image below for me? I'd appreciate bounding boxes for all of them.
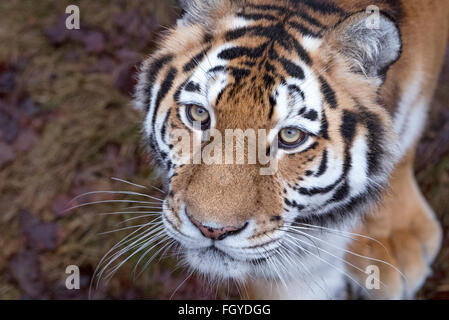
[0,0,448,300]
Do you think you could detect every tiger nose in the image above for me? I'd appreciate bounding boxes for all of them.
[188,215,248,241]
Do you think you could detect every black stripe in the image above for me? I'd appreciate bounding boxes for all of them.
[183,46,211,73]
[152,67,178,137]
[185,81,201,93]
[292,11,325,28]
[288,21,322,38]
[303,110,318,121]
[294,0,346,15]
[296,176,343,196]
[208,65,226,73]
[237,12,277,21]
[264,74,275,87]
[293,186,381,228]
[359,108,384,175]
[315,149,328,177]
[330,182,349,202]
[268,95,276,119]
[284,199,305,211]
[248,3,327,28]
[288,84,305,100]
[160,109,171,145]
[247,4,288,13]
[143,54,174,112]
[215,85,229,105]
[227,67,251,82]
[225,25,311,64]
[341,110,357,143]
[218,44,268,60]
[279,58,305,79]
[294,111,357,197]
[292,38,312,64]
[320,110,329,139]
[319,76,337,109]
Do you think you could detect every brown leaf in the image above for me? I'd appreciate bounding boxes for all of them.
[19,97,40,117]
[43,17,71,47]
[0,141,15,168]
[9,250,48,299]
[83,31,106,55]
[114,60,140,96]
[0,69,16,95]
[0,110,19,143]
[13,129,37,153]
[20,210,60,252]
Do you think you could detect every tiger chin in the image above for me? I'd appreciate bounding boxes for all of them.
[133,0,448,300]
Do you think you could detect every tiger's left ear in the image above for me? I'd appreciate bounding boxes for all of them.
[328,11,402,79]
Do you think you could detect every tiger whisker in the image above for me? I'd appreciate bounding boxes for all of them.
[119,206,163,210]
[289,221,392,258]
[114,214,162,227]
[97,219,163,236]
[63,200,162,214]
[99,211,162,216]
[132,234,171,278]
[71,190,163,202]
[169,269,195,300]
[285,226,406,280]
[134,236,176,279]
[89,224,164,297]
[111,176,166,195]
[111,177,147,189]
[276,240,329,298]
[283,236,373,298]
[98,224,165,270]
[96,228,166,287]
[284,232,388,289]
[102,233,169,284]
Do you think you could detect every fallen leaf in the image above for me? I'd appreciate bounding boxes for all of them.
[20,210,60,252]
[9,250,48,299]
[114,60,140,96]
[0,141,15,168]
[83,31,106,55]
[0,110,19,143]
[0,66,17,95]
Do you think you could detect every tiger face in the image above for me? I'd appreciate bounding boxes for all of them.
[134,0,402,282]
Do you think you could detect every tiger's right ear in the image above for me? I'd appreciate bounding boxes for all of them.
[327,11,402,80]
[178,0,224,24]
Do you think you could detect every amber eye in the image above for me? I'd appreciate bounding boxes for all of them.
[278,127,307,149]
[186,105,210,129]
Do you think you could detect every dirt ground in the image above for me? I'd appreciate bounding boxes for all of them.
[0,0,448,300]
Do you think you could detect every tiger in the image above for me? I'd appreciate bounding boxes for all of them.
[133,0,449,299]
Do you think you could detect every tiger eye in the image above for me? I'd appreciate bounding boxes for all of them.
[189,105,209,122]
[186,105,211,130]
[278,127,306,149]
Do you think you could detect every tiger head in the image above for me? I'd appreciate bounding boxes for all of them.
[134,0,402,282]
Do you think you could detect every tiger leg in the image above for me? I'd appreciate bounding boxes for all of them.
[346,150,442,299]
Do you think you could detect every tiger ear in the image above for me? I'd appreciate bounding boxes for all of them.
[328,11,402,79]
[178,0,225,23]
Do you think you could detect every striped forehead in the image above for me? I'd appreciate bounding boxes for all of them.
[271,63,323,136]
[177,45,233,108]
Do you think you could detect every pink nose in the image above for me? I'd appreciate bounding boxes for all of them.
[188,215,247,240]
